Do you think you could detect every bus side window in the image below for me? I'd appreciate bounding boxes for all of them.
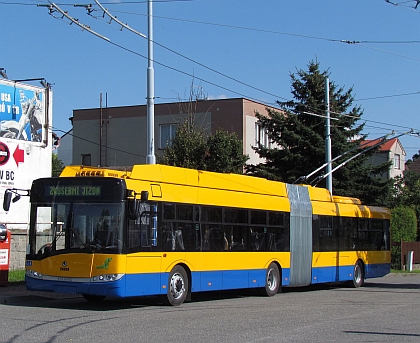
[205,227,226,251]
[250,227,266,251]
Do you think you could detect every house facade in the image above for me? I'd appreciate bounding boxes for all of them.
[363,138,406,180]
[67,98,276,168]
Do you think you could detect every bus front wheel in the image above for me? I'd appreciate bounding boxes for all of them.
[260,262,281,296]
[165,265,189,306]
[350,261,364,288]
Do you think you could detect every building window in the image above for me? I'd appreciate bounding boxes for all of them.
[255,123,270,148]
[394,154,400,169]
[160,124,177,148]
[81,154,91,166]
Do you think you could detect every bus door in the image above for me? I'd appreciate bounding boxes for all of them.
[286,184,313,287]
[126,202,162,297]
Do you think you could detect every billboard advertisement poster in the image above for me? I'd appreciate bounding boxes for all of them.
[0,80,52,230]
[0,80,45,143]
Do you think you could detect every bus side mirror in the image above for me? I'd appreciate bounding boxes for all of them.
[128,199,139,220]
[3,190,12,211]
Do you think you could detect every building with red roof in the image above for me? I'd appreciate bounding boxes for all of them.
[361,138,406,180]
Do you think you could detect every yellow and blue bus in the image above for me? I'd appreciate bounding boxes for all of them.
[17,164,390,305]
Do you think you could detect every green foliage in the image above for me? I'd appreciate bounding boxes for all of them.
[159,79,248,173]
[391,245,401,270]
[391,206,417,242]
[52,153,65,177]
[248,60,392,205]
[159,118,249,174]
[391,170,420,239]
[390,206,417,269]
[158,116,207,170]
[205,130,249,174]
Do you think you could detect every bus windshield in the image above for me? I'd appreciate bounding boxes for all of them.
[30,201,124,257]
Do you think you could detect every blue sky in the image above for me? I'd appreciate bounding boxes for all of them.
[2,0,420,159]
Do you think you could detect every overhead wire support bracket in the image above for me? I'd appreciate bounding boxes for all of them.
[340,40,360,44]
[47,2,110,42]
[94,0,147,38]
[74,4,96,16]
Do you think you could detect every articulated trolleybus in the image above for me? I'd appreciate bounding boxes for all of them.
[7,164,390,305]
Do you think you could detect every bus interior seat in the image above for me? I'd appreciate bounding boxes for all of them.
[250,232,265,251]
[172,229,185,251]
[209,228,226,251]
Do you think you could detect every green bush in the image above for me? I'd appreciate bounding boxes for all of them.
[391,206,417,242]
[390,206,417,269]
[391,245,401,270]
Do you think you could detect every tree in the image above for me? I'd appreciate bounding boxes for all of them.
[52,153,65,177]
[158,79,209,170]
[390,206,417,269]
[204,130,249,173]
[248,60,391,205]
[391,170,420,239]
[158,114,208,170]
[159,119,249,173]
[159,79,248,173]
[405,150,420,166]
[391,206,417,242]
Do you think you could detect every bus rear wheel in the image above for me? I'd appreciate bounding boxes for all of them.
[349,261,364,288]
[164,265,189,306]
[260,262,281,296]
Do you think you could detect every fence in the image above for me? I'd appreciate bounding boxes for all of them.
[391,241,420,269]
[401,241,420,267]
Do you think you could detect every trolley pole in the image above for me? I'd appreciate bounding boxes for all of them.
[146,0,156,164]
[325,78,332,194]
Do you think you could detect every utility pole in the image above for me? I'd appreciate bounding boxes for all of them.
[325,78,332,194]
[146,0,156,164]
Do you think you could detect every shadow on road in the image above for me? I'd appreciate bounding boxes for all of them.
[2,276,418,310]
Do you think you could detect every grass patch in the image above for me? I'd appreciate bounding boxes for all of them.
[391,269,420,274]
[8,270,25,282]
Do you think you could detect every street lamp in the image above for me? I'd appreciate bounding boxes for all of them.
[146,0,155,164]
[13,78,51,89]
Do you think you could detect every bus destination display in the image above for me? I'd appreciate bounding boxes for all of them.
[46,185,102,197]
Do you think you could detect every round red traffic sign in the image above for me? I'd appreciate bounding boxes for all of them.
[0,142,10,166]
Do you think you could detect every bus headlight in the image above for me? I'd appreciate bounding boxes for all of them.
[26,270,43,279]
[91,274,123,282]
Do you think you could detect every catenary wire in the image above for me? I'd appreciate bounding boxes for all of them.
[7,1,420,144]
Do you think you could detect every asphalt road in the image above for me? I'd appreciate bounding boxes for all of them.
[1,274,419,343]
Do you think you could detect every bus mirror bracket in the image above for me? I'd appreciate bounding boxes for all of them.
[128,190,149,220]
[140,191,149,202]
[3,188,30,211]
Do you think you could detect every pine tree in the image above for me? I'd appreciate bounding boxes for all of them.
[248,60,391,205]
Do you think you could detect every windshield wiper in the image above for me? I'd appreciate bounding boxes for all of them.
[68,228,95,253]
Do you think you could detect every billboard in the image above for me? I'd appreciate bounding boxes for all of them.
[0,80,46,143]
[0,79,52,229]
